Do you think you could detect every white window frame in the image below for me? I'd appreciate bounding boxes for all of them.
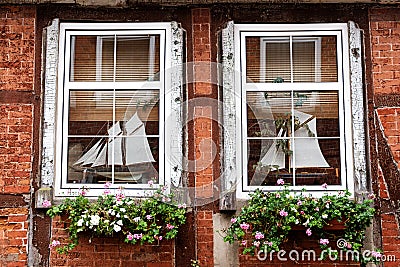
[234,23,354,198]
[53,22,174,197]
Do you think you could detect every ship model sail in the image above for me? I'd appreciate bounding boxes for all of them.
[74,112,155,182]
[260,110,330,170]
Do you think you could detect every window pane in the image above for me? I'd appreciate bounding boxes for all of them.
[245,36,338,83]
[115,90,159,135]
[248,138,293,186]
[68,90,113,135]
[247,91,292,137]
[67,137,110,184]
[294,139,341,186]
[70,35,160,82]
[112,137,159,184]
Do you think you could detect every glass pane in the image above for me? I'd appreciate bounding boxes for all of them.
[292,36,337,82]
[70,35,113,82]
[68,90,113,135]
[246,37,290,83]
[70,35,160,82]
[116,35,160,81]
[112,137,159,184]
[115,90,159,135]
[248,138,293,186]
[293,90,339,138]
[67,137,112,184]
[292,38,316,82]
[247,91,292,137]
[294,138,341,186]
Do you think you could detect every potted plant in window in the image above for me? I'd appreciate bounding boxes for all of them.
[46,182,187,254]
[222,180,381,263]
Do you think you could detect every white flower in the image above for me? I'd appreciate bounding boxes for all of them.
[303,219,310,227]
[124,215,128,218]
[113,224,121,232]
[117,220,123,226]
[116,213,120,218]
[77,219,84,227]
[322,214,328,219]
[116,200,123,206]
[90,215,100,226]
[120,208,126,213]
[133,217,140,223]
[295,219,299,225]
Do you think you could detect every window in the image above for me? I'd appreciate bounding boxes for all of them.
[233,24,355,197]
[48,22,182,197]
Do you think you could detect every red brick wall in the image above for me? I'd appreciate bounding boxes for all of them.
[370,8,400,266]
[192,8,215,267]
[0,6,35,267]
[0,7,35,91]
[50,216,174,267]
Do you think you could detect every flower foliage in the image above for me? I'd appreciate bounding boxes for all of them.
[47,184,186,254]
[222,182,377,263]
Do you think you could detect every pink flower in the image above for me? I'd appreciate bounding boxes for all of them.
[275,193,281,198]
[146,215,153,220]
[297,200,302,206]
[319,238,329,245]
[147,180,154,187]
[103,189,111,195]
[266,241,273,246]
[254,231,264,240]
[166,224,175,230]
[347,243,352,249]
[300,211,305,215]
[241,240,247,246]
[49,240,60,248]
[42,200,52,208]
[371,251,382,258]
[104,182,112,189]
[127,233,133,241]
[322,183,328,189]
[240,223,250,230]
[79,189,87,196]
[306,228,312,236]
[133,233,143,239]
[279,210,288,217]
[178,204,186,209]
[253,241,260,247]
[315,207,319,211]
[277,179,285,185]
[230,218,237,223]
[115,189,125,201]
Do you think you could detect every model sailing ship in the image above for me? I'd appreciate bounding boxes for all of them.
[73,112,155,182]
[260,110,329,170]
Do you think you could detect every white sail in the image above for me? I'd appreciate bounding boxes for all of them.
[124,113,155,165]
[74,112,155,168]
[260,110,329,169]
[74,139,103,166]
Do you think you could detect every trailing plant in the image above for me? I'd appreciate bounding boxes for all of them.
[222,180,381,263]
[47,182,187,254]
